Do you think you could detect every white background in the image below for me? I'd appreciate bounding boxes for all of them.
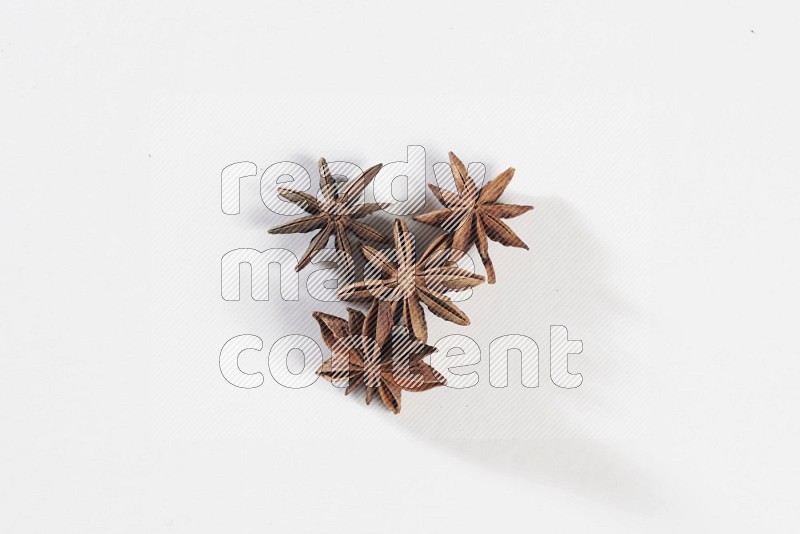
[2,1,799,532]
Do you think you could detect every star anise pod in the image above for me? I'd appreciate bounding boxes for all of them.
[412,151,533,283]
[313,300,445,414]
[338,219,484,342]
[268,158,391,271]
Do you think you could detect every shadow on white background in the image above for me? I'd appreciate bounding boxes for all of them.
[235,172,661,513]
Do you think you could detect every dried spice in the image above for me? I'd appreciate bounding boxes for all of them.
[338,219,484,342]
[268,158,390,271]
[413,151,533,283]
[268,152,533,413]
[313,301,445,414]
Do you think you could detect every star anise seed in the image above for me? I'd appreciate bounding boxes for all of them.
[269,158,391,271]
[338,219,484,342]
[412,151,533,283]
[313,300,445,414]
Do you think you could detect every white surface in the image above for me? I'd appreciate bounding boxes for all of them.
[1,1,799,532]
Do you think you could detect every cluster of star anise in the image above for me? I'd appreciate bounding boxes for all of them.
[269,152,532,413]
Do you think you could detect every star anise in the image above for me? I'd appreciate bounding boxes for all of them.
[412,151,533,283]
[338,219,484,342]
[313,300,445,414]
[268,158,391,271]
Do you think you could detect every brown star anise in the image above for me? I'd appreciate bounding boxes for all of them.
[313,300,445,414]
[268,158,390,271]
[338,219,484,342]
[412,151,533,283]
